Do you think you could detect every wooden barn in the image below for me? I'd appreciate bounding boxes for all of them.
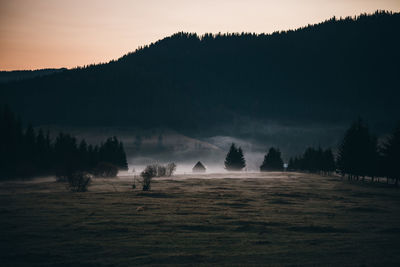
[192,161,206,173]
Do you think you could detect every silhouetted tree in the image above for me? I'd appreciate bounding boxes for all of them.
[381,123,400,186]
[288,147,335,175]
[0,106,23,179]
[0,106,129,180]
[54,133,79,179]
[35,129,48,173]
[166,162,177,176]
[321,149,336,175]
[118,141,128,170]
[337,118,378,180]
[224,143,246,171]
[98,137,128,170]
[260,147,284,171]
[24,124,36,161]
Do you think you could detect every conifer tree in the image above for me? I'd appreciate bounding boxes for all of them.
[260,147,284,171]
[36,129,47,172]
[382,123,400,186]
[337,118,378,180]
[118,141,128,170]
[24,124,36,159]
[224,143,246,171]
[322,148,336,175]
[288,147,335,175]
[0,105,130,180]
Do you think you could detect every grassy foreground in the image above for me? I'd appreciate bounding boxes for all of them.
[1,172,400,266]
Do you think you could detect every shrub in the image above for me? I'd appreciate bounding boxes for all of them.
[166,163,177,176]
[140,165,157,191]
[156,165,166,177]
[67,172,92,192]
[136,163,177,191]
[92,162,118,178]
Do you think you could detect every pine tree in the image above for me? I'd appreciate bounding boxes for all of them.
[0,106,130,179]
[0,106,23,179]
[24,124,36,159]
[321,148,336,175]
[118,141,128,170]
[288,147,335,174]
[78,139,89,170]
[36,129,47,173]
[224,143,246,171]
[382,123,400,186]
[337,118,377,180]
[54,132,79,178]
[260,147,284,171]
[288,158,295,171]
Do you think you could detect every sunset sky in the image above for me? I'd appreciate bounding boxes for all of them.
[0,0,399,71]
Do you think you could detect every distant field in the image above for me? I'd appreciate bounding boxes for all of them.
[1,172,400,266]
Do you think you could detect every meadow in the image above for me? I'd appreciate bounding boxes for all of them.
[1,172,400,266]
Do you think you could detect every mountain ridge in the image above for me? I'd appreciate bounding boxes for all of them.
[1,11,399,136]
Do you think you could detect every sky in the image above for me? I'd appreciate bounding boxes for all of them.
[0,0,399,71]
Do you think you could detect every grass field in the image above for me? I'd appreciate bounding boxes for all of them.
[1,172,400,266]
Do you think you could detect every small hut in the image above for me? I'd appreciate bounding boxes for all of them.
[192,161,206,173]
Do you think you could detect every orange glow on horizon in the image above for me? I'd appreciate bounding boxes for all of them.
[1,0,399,71]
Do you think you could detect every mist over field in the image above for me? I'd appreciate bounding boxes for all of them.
[36,119,348,172]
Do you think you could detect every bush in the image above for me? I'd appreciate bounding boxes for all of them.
[136,163,177,191]
[67,172,92,192]
[166,163,177,176]
[92,162,118,178]
[156,165,166,177]
[140,165,157,191]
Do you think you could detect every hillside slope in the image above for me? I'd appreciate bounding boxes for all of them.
[1,11,399,134]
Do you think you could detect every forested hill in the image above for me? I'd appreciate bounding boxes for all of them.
[1,11,399,134]
[0,68,67,83]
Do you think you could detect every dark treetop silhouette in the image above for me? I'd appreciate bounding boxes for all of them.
[260,147,284,171]
[224,143,246,171]
[287,118,400,185]
[0,106,128,180]
[288,147,336,175]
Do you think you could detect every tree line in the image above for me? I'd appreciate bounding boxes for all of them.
[224,118,400,186]
[223,143,334,174]
[2,104,399,187]
[0,106,128,180]
[337,118,400,185]
[288,148,336,175]
[1,11,398,133]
